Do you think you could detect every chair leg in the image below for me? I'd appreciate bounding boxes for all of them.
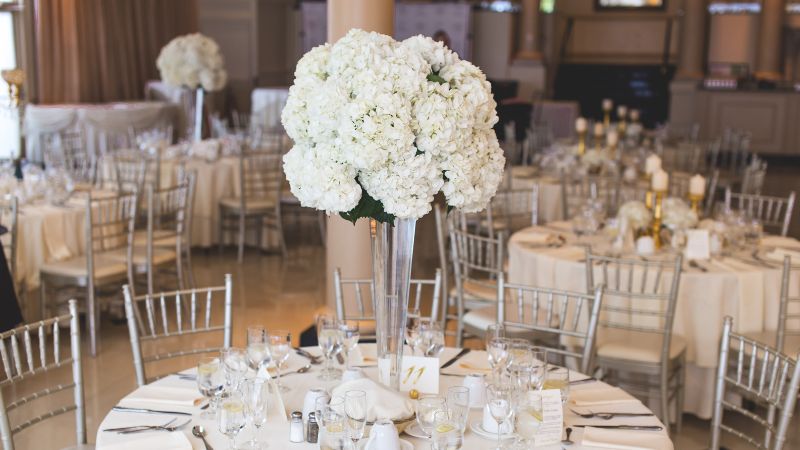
[185,248,196,289]
[176,253,186,291]
[659,369,670,435]
[276,214,288,258]
[455,294,464,348]
[675,355,686,434]
[237,211,246,263]
[87,285,97,357]
[218,207,224,255]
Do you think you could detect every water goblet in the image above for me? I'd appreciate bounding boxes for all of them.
[317,314,343,380]
[544,367,570,405]
[446,386,470,433]
[487,338,511,381]
[416,395,447,438]
[221,347,248,392]
[246,326,272,371]
[344,390,367,444]
[219,394,247,450]
[405,308,421,355]
[515,392,543,445]
[339,321,360,369]
[486,384,515,450]
[419,320,445,357]
[485,323,506,350]
[196,357,224,420]
[268,330,291,392]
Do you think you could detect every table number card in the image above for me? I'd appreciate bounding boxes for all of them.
[534,389,564,447]
[685,229,711,261]
[378,355,440,394]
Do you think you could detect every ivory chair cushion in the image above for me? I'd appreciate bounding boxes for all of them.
[450,279,498,305]
[107,246,178,267]
[596,331,687,364]
[40,254,128,280]
[219,197,277,213]
[462,305,556,343]
[133,230,179,248]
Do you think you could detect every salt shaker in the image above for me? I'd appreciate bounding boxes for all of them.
[306,411,319,443]
[290,411,304,443]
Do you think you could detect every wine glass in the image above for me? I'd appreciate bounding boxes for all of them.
[196,357,224,420]
[487,338,511,381]
[485,323,506,349]
[419,320,445,357]
[507,339,533,371]
[544,367,570,405]
[246,326,272,371]
[339,321,360,369]
[528,347,547,391]
[344,390,367,444]
[219,394,247,450]
[486,384,514,450]
[446,386,470,433]
[221,347,248,392]
[241,378,271,450]
[269,330,291,392]
[316,396,347,449]
[415,395,446,438]
[405,308,421,355]
[431,410,464,450]
[317,314,343,380]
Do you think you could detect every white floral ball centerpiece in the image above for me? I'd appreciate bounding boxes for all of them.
[617,200,653,231]
[662,197,699,230]
[157,33,227,91]
[281,29,505,223]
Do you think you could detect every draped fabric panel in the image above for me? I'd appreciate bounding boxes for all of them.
[34,0,198,104]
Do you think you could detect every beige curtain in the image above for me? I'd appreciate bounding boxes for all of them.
[34,0,197,104]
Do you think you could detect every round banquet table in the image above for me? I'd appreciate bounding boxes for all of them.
[506,166,563,224]
[508,222,800,419]
[96,345,673,449]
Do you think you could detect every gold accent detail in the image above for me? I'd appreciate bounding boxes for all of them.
[689,193,704,217]
[577,130,586,156]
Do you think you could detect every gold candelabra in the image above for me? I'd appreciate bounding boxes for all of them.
[650,190,665,249]
[603,111,610,129]
[577,130,587,156]
[617,120,627,135]
[1,69,24,107]
[689,193,704,216]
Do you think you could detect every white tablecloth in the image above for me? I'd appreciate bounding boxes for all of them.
[95,345,672,450]
[23,102,178,162]
[251,87,288,132]
[506,166,563,223]
[508,223,800,418]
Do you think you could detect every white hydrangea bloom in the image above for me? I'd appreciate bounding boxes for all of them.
[281,29,505,219]
[157,33,227,91]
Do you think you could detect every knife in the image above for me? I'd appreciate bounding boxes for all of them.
[571,424,663,431]
[112,406,193,416]
[440,348,471,369]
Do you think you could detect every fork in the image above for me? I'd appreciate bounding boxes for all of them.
[570,409,654,420]
[104,418,177,433]
[117,418,191,434]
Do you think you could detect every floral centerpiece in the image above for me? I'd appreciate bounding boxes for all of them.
[281,29,504,390]
[662,197,698,230]
[617,200,653,231]
[156,33,227,141]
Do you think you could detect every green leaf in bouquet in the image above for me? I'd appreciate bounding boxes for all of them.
[340,188,395,225]
[427,72,447,85]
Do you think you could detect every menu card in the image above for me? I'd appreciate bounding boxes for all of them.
[378,355,440,394]
[685,229,711,261]
[534,389,564,447]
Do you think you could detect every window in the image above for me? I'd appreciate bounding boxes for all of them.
[0,9,19,159]
[0,11,15,106]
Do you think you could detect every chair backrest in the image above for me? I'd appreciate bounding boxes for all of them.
[44,130,95,185]
[741,159,768,195]
[0,197,18,285]
[664,142,702,174]
[777,256,800,354]
[449,226,505,294]
[122,274,233,386]
[522,124,553,165]
[561,173,620,220]
[710,316,800,450]
[670,170,720,215]
[239,152,283,207]
[724,189,796,237]
[584,250,683,364]
[497,274,604,374]
[333,269,442,339]
[113,152,149,194]
[0,300,85,450]
[710,129,752,177]
[485,185,539,239]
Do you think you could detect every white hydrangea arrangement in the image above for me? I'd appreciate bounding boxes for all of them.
[617,200,653,230]
[662,197,699,230]
[281,29,505,222]
[157,33,227,92]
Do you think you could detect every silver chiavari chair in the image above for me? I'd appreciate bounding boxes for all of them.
[724,189,796,237]
[585,250,685,433]
[561,173,620,220]
[741,159,768,195]
[123,274,233,387]
[333,268,442,340]
[0,300,88,450]
[710,316,800,450]
[434,205,454,332]
[112,151,149,194]
[219,151,286,261]
[669,170,720,216]
[40,193,138,356]
[482,185,539,241]
[663,142,703,174]
[44,130,96,187]
[746,256,800,356]
[449,226,505,347]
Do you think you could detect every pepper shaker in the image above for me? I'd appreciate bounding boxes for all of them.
[306,411,319,443]
[290,411,304,443]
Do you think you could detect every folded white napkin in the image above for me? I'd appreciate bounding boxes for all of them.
[569,386,640,407]
[515,231,559,246]
[441,350,491,376]
[118,385,200,409]
[330,377,414,422]
[102,432,192,450]
[581,426,669,450]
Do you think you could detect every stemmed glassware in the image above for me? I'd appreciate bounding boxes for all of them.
[317,314,343,380]
[221,347,249,392]
[405,308,422,355]
[196,357,225,419]
[487,338,511,382]
[246,326,272,371]
[339,321,360,369]
[268,330,291,392]
[219,393,247,450]
[486,384,514,450]
[416,395,447,438]
[241,378,271,450]
[418,319,445,357]
[344,390,367,444]
[316,396,349,450]
[431,410,464,450]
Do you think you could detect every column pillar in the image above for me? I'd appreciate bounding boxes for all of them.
[755,0,786,81]
[676,0,708,80]
[516,0,542,61]
[324,0,394,310]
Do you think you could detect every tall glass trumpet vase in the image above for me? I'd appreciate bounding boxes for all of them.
[193,87,204,142]
[370,218,416,391]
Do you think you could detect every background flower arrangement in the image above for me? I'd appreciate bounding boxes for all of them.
[157,33,228,92]
[281,29,505,222]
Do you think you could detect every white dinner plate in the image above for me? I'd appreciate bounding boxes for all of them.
[358,438,414,450]
[469,420,516,441]
[403,422,429,439]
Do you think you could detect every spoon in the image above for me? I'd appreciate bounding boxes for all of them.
[285,364,312,376]
[561,427,574,446]
[192,425,215,450]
